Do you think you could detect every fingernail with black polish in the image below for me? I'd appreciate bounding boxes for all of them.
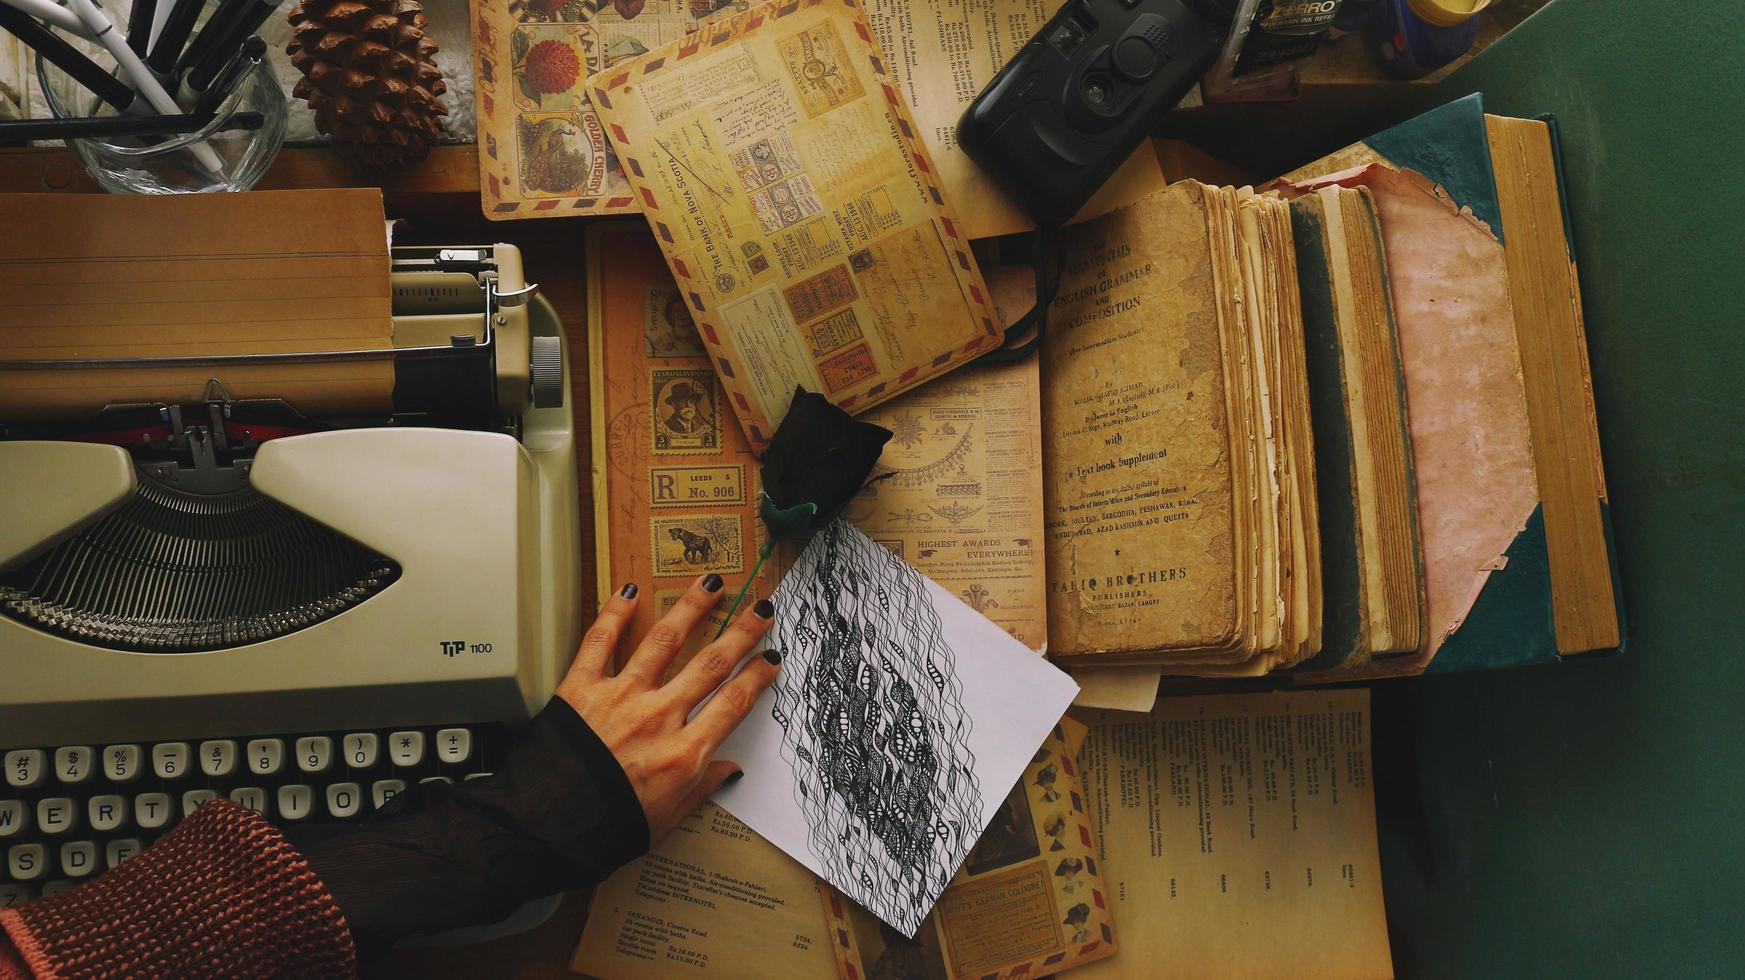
[701,573,724,592]
[763,648,783,666]
[619,582,638,599]
[725,770,744,785]
[754,598,775,619]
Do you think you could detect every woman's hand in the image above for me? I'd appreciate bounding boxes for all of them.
[555,574,781,843]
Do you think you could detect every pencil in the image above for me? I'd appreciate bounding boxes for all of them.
[0,1,135,110]
[145,0,203,74]
[125,0,156,56]
[0,110,264,145]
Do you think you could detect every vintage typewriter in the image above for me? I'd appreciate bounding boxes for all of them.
[0,245,581,934]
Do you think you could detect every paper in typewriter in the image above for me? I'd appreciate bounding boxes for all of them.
[817,715,1117,980]
[1074,690,1393,979]
[587,0,1004,447]
[0,190,393,418]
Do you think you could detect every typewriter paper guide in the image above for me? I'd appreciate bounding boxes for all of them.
[713,522,1078,937]
[588,0,1005,447]
[0,190,394,418]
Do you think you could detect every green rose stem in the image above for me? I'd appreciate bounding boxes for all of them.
[715,496,816,639]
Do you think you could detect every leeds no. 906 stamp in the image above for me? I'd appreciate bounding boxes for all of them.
[651,366,721,453]
[651,514,746,576]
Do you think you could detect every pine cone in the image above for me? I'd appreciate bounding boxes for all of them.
[286,0,449,170]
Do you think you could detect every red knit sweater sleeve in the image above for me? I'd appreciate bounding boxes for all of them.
[0,799,355,979]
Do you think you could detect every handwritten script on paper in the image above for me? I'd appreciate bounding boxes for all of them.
[713,521,1077,936]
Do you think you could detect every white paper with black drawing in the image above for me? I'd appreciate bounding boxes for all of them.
[712,520,1078,937]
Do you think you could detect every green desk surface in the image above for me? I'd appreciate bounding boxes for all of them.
[1364,0,1745,976]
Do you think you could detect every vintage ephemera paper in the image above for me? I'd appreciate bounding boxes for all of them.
[1073,690,1394,979]
[470,0,745,219]
[818,716,1118,980]
[714,522,1077,936]
[588,0,1005,446]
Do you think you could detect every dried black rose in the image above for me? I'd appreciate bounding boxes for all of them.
[716,388,892,635]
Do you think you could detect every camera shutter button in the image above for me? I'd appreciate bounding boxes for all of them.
[1113,34,1161,81]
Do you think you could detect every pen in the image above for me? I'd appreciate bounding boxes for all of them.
[184,0,276,88]
[0,1,134,110]
[145,0,202,74]
[191,33,261,112]
[0,109,263,144]
[174,0,246,74]
[64,0,227,173]
[125,0,155,55]
[0,0,91,37]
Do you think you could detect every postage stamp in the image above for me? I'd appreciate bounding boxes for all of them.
[783,263,857,324]
[819,341,877,393]
[644,284,706,357]
[803,307,864,360]
[650,366,720,453]
[777,20,865,117]
[750,174,823,234]
[731,132,805,194]
[651,514,746,576]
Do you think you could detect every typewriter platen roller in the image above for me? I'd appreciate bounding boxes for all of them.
[0,245,582,747]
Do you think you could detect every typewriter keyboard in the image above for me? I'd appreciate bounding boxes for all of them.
[0,722,508,908]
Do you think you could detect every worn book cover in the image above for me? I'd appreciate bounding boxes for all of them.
[587,0,1004,447]
[1040,182,1244,662]
[818,717,1116,980]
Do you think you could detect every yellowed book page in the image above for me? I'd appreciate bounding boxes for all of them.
[570,803,837,980]
[819,720,1116,980]
[844,357,1048,651]
[1074,691,1393,980]
[470,0,747,219]
[1066,666,1160,712]
[866,0,1164,240]
[589,0,1004,447]
[0,190,392,417]
[1042,183,1240,659]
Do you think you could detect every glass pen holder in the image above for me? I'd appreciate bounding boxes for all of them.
[37,43,287,194]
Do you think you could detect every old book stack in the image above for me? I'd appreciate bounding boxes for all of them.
[1041,180,1322,677]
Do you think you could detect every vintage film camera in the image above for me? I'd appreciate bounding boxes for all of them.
[958,0,1224,228]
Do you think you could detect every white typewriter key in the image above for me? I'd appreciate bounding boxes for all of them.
[181,790,218,817]
[36,798,76,835]
[105,839,142,868]
[343,733,379,768]
[296,736,334,774]
[419,776,453,785]
[87,795,127,833]
[388,731,425,767]
[54,746,94,784]
[326,782,363,818]
[463,772,493,782]
[102,745,143,782]
[200,740,238,778]
[277,785,314,821]
[0,800,25,837]
[371,779,407,809]
[435,729,473,764]
[59,841,97,878]
[4,749,45,789]
[230,787,269,816]
[246,739,284,776]
[0,883,33,907]
[41,881,75,896]
[134,793,172,830]
[152,743,191,780]
[7,844,45,880]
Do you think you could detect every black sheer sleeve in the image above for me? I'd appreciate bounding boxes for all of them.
[287,697,650,956]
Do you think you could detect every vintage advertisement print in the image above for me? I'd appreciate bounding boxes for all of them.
[589,0,1004,446]
[472,0,749,218]
[649,367,721,452]
[651,514,746,576]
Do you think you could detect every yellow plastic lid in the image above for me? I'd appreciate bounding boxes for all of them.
[1405,0,1493,28]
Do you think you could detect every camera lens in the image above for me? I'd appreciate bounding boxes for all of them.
[1084,72,1116,109]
